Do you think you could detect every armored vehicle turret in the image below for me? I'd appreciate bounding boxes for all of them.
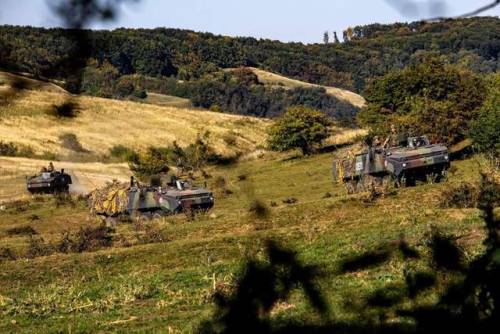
[333,136,450,193]
[26,169,72,194]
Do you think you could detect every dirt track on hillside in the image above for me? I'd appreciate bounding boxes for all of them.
[0,157,131,202]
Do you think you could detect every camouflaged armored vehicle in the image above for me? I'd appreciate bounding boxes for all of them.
[90,177,214,222]
[26,169,72,194]
[333,136,450,193]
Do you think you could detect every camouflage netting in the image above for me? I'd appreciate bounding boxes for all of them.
[89,181,130,216]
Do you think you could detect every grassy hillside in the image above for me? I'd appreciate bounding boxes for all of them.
[246,67,366,108]
[143,92,193,108]
[0,147,489,332]
[0,88,269,159]
[0,71,66,94]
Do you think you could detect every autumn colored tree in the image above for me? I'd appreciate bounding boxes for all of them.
[357,58,486,144]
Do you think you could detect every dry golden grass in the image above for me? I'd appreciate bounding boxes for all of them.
[245,67,366,108]
[325,127,367,146]
[0,90,270,157]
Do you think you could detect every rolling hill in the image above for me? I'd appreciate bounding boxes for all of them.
[0,72,270,158]
[0,71,66,94]
[0,71,365,202]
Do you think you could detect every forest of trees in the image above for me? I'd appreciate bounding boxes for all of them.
[1,17,498,90]
[0,17,498,121]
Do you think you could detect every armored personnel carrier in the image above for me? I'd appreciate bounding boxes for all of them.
[90,177,214,222]
[26,169,72,194]
[333,136,450,193]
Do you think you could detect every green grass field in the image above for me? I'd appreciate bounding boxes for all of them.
[0,151,487,333]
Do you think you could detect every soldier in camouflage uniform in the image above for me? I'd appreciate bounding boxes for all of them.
[150,166,170,188]
[384,124,400,148]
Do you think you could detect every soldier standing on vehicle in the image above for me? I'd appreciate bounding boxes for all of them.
[150,166,170,188]
[383,124,400,148]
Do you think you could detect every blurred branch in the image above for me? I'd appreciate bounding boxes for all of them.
[47,0,137,29]
[430,0,500,20]
[386,0,500,21]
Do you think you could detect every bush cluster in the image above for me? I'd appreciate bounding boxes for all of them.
[0,141,34,157]
[128,133,217,180]
[109,144,137,162]
[267,106,332,155]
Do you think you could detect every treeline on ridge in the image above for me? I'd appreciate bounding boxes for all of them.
[0,16,498,93]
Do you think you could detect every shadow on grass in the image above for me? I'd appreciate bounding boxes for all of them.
[198,172,500,333]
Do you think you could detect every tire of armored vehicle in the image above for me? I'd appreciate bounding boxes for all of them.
[333,136,450,193]
[26,169,72,194]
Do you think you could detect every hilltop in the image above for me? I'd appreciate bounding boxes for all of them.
[0,71,66,94]
[243,67,366,108]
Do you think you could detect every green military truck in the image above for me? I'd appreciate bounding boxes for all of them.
[90,177,214,223]
[333,136,450,193]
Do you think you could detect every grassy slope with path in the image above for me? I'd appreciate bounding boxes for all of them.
[0,152,485,333]
[245,67,366,108]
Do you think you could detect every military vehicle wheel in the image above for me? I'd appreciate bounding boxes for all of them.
[152,212,167,220]
[345,180,357,194]
[430,168,448,183]
[184,207,196,221]
[395,175,406,188]
[105,216,118,228]
[136,214,152,223]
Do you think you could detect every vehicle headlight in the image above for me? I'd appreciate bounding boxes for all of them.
[402,163,407,168]
[444,155,449,160]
